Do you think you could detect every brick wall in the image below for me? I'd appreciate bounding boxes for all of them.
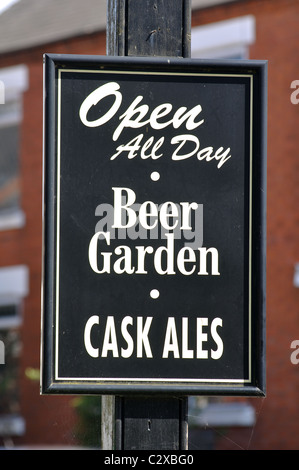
[193,0,299,450]
[0,32,106,447]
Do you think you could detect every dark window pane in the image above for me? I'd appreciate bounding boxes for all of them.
[0,124,20,212]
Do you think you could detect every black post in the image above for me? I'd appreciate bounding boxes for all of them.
[104,0,191,451]
[107,0,191,58]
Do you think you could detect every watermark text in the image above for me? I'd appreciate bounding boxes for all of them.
[290,340,299,364]
[95,196,203,249]
[290,80,299,104]
[0,80,4,104]
[0,340,5,364]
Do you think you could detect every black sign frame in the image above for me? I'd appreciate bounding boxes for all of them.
[41,54,267,396]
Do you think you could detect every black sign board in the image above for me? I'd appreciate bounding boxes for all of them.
[41,55,267,395]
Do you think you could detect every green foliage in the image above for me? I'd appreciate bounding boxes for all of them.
[72,396,102,448]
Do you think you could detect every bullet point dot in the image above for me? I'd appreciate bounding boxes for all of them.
[150,289,160,299]
[151,171,160,181]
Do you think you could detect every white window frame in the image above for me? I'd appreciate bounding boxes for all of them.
[0,265,28,437]
[0,65,28,231]
[191,15,256,59]
[0,265,29,329]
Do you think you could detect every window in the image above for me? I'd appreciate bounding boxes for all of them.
[191,15,256,59]
[0,65,28,230]
[0,265,29,441]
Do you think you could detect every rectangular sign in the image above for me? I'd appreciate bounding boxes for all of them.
[41,55,267,395]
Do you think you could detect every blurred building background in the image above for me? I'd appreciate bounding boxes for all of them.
[0,0,298,450]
